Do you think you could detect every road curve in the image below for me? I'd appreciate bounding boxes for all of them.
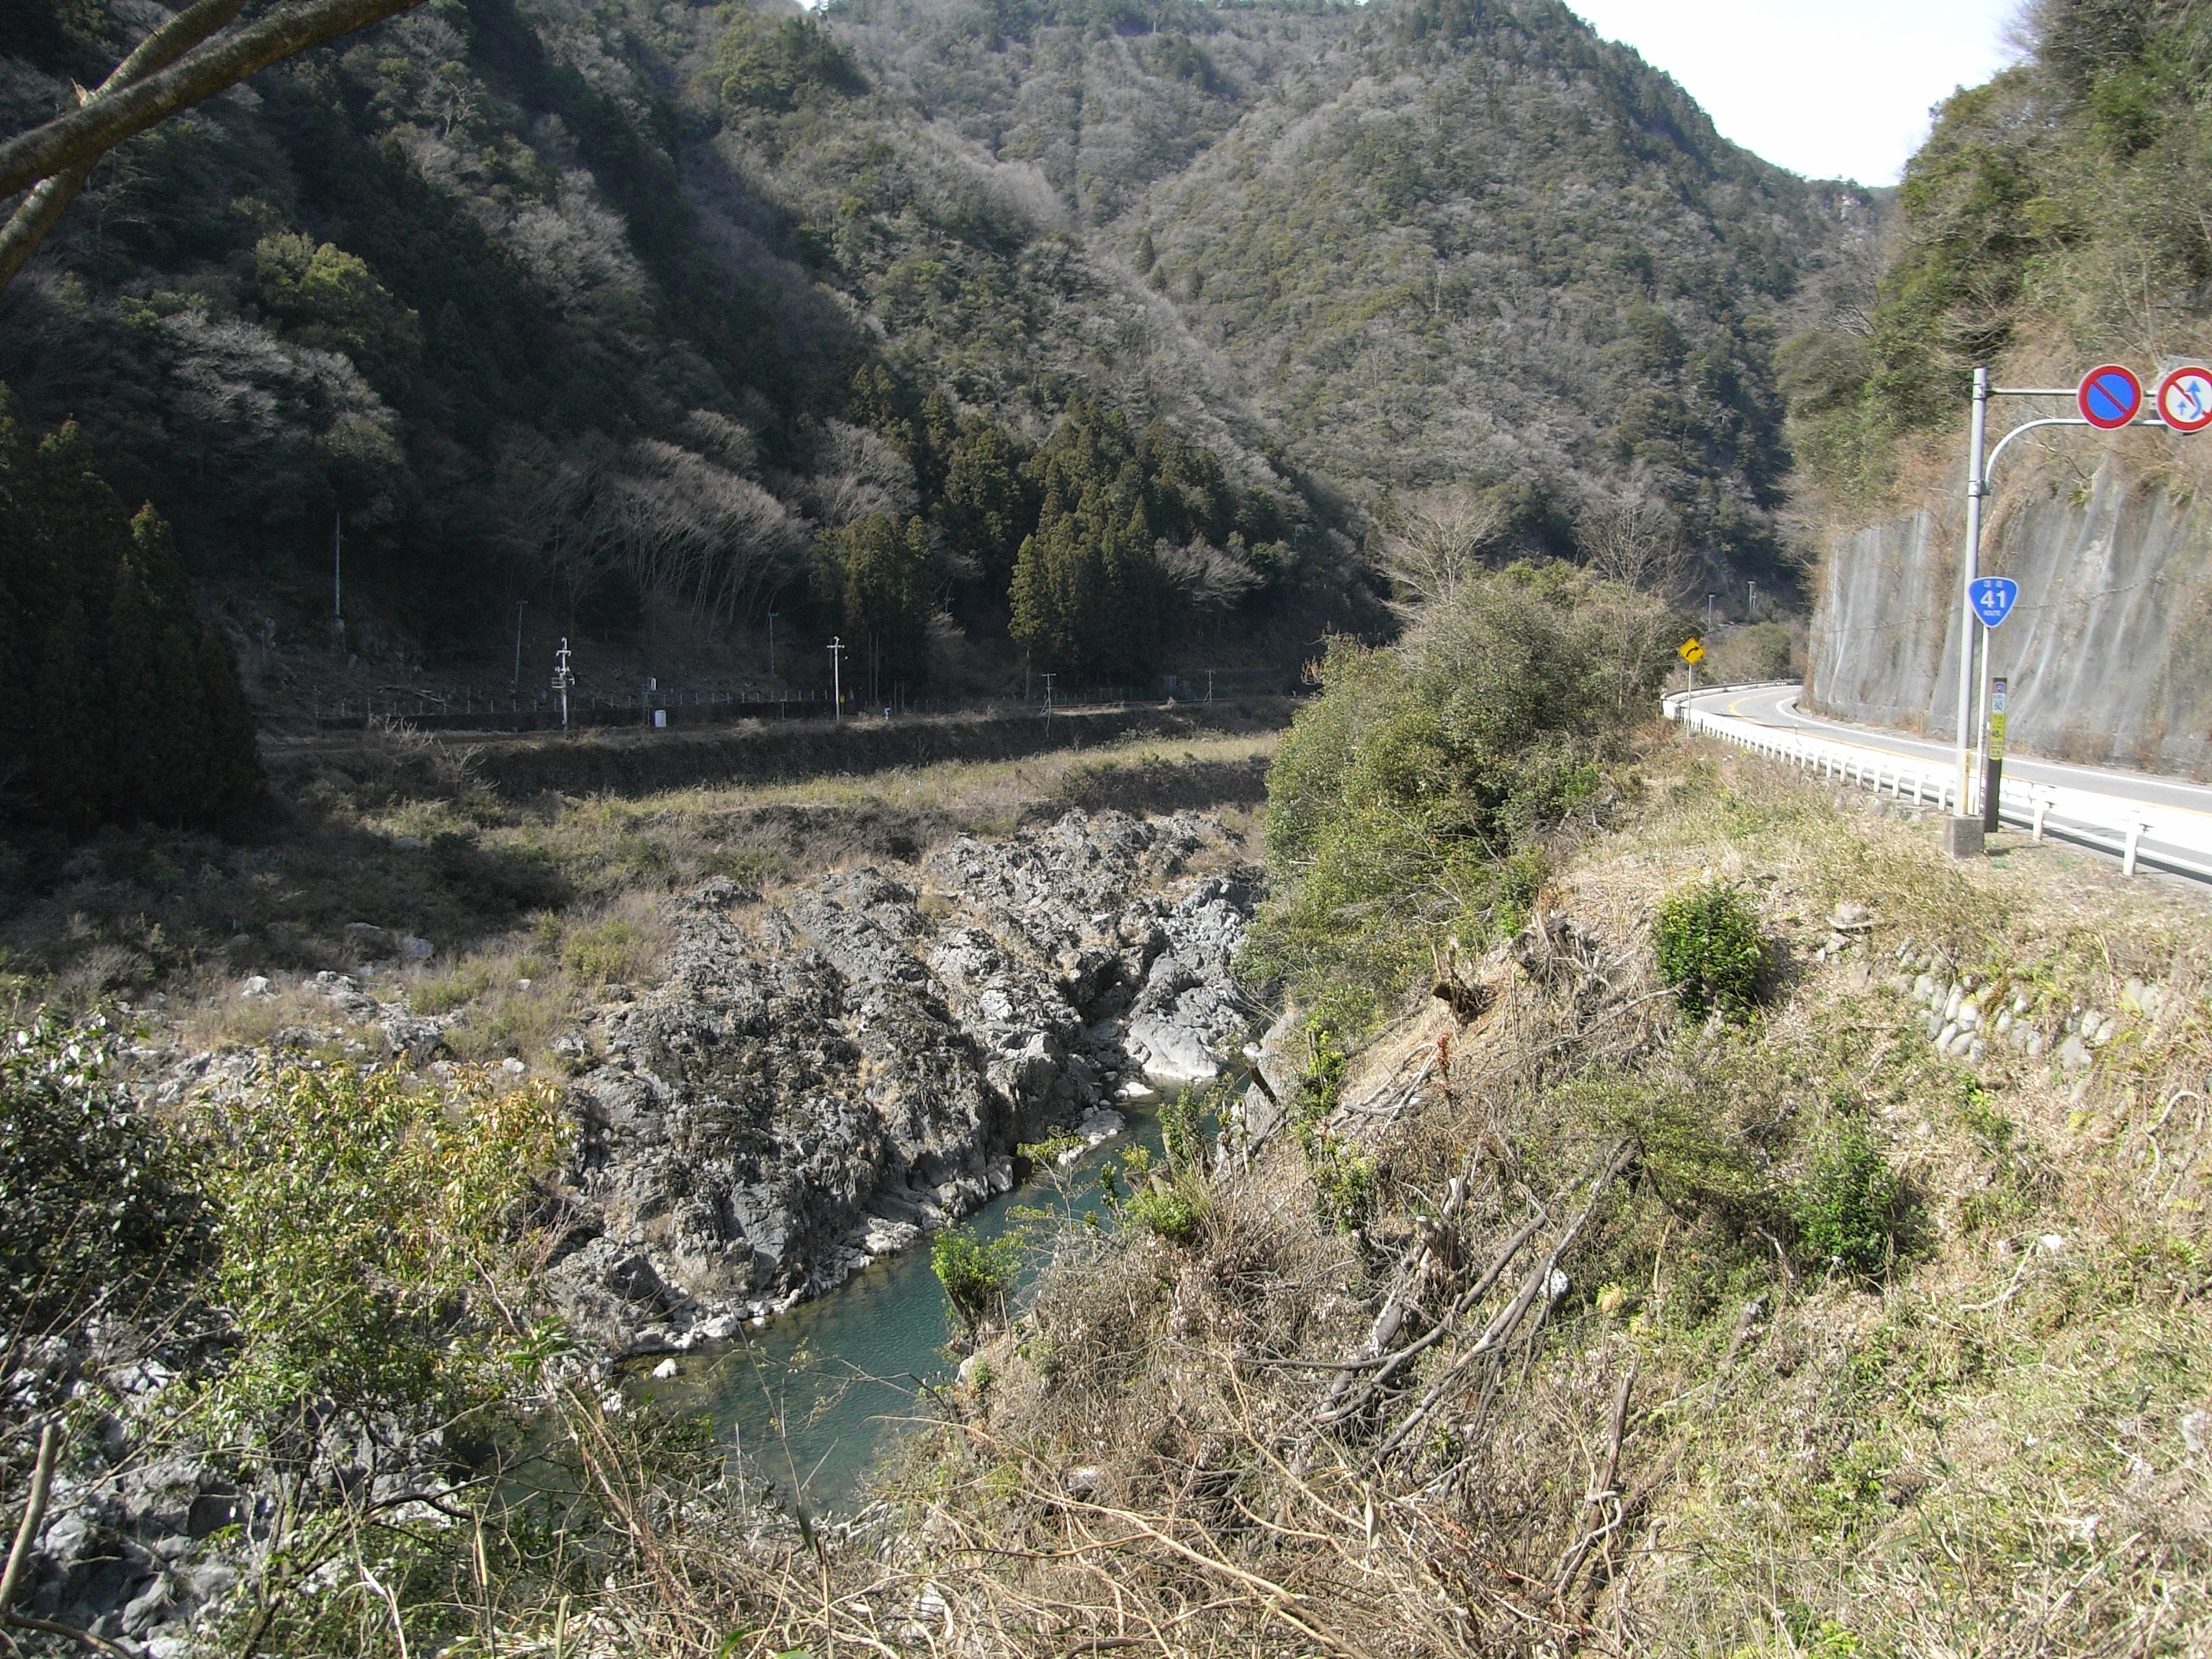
[1693,683,2212,819]
[1676,680,2212,881]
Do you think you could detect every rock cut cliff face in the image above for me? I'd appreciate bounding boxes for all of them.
[1810,455,2212,776]
[548,809,1262,1353]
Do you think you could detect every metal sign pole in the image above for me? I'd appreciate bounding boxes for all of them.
[1946,365,2150,848]
[1954,368,1989,814]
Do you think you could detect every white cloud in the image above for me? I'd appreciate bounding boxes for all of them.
[1568,0,2026,184]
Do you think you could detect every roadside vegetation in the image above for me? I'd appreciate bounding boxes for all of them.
[1249,561,1677,1033]
[845,717,2212,1657]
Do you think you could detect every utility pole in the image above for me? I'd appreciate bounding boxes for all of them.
[331,511,343,644]
[1041,671,1056,734]
[1748,580,1757,620]
[511,601,526,688]
[828,637,843,722]
[553,637,574,735]
[766,608,777,679]
[1706,593,1714,630]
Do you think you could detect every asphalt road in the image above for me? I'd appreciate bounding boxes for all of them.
[1680,681,2212,877]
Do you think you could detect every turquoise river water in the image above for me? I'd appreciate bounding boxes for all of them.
[627,1102,1168,1514]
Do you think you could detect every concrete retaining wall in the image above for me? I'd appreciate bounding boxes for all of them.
[1809,459,2212,776]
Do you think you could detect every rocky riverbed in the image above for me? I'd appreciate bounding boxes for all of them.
[9,809,1262,1653]
[545,808,1263,1354]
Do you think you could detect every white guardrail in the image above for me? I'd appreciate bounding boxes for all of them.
[1664,686,2212,885]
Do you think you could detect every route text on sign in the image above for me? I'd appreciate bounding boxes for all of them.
[1969,577,2019,629]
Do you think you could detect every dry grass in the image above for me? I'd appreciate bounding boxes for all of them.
[472,729,2212,1658]
[4,732,1274,1074]
[55,724,2212,1657]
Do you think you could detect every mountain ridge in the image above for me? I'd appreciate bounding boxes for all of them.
[0,0,1878,732]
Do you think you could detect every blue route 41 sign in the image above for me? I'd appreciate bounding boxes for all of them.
[1971,577,2020,628]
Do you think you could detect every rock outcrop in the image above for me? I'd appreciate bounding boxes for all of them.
[549,810,1262,1351]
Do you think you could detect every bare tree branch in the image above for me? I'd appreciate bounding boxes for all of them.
[0,0,247,288]
[0,1421,60,1619]
[1377,487,1503,616]
[1576,495,1688,598]
[0,0,429,201]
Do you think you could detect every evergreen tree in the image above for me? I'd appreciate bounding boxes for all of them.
[937,415,1035,593]
[0,388,262,838]
[1008,401,1174,683]
[817,513,934,698]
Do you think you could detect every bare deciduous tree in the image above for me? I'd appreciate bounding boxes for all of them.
[1576,494,1689,598]
[801,420,917,527]
[588,440,803,629]
[1377,487,1506,615]
[1576,495,1692,712]
[1156,537,1261,611]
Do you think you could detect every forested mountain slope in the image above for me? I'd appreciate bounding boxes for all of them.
[0,0,1874,741]
[1125,0,1877,568]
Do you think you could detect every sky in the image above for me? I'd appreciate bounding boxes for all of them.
[1569,0,2026,186]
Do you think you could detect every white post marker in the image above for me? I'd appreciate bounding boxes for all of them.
[552,637,575,735]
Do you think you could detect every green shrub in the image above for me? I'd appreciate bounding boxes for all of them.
[1110,1141,1211,1244]
[1792,1122,1900,1280]
[1286,1022,1377,1231]
[559,916,657,987]
[1246,564,1671,1032]
[931,1226,1022,1332]
[187,1062,571,1437]
[1123,1171,1210,1244]
[1160,1085,1204,1173]
[410,960,493,1015]
[0,1012,199,1334]
[1653,881,1765,1021]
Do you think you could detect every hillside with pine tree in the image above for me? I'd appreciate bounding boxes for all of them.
[0,0,1879,837]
